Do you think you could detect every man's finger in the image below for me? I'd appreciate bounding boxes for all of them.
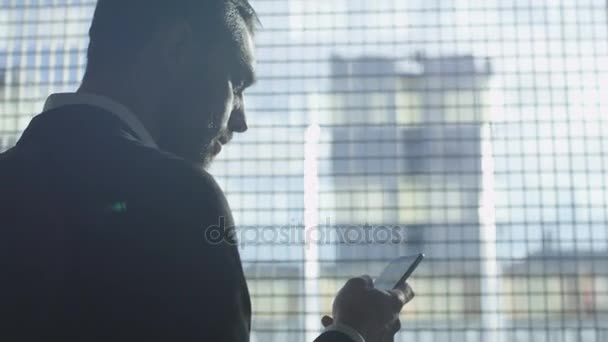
[389,282,415,310]
[394,282,415,303]
[360,275,374,288]
[402,282,415,302]
[346,275,374,290]
[381,319,401,342]
[387,318,401,334]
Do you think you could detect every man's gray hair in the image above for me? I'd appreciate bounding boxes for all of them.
[86,0,259,74]
[227,0,260,33]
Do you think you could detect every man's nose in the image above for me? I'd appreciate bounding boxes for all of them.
[228,98,248,133]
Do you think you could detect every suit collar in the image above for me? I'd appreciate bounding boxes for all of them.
[43,92,157,148]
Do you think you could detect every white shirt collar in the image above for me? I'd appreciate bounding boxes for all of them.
[43,92,157,148]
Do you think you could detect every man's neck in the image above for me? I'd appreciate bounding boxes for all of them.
[77,74,161,143]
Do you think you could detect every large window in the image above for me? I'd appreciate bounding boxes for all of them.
[1,1,607,341]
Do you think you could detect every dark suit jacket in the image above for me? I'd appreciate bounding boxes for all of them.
[0,105,352,342]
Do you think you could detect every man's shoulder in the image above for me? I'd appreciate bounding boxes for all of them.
[126,151,233,243]
[130,149,237,254]
[5,103,232,222]
[142,149,227,207]
[45,103,227,209]
[125,148,230,222]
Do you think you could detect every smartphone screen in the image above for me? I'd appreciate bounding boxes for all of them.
[374,253,424,290]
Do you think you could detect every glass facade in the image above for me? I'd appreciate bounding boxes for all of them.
[1,1,607,341]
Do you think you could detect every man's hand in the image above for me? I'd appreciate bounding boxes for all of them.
[322,276,414,342]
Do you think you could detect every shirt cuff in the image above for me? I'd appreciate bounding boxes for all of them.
[323,323,365,342]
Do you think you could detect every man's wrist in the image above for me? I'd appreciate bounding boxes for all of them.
[324,322,366,342]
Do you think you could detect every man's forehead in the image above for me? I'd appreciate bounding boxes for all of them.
[235,30,255,64]
[232,23,256,69]
[228,23,256,83]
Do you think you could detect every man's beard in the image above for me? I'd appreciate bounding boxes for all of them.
[199,143,215,170]
[157,129,216,169]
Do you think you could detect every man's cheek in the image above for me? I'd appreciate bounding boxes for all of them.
[218,84,234,129]
[218,105,232,131]
[210,95,233,132]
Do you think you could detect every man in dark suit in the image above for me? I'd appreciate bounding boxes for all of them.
[0,1,414,341]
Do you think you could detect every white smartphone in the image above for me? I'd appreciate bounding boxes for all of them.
[374,253,425,290]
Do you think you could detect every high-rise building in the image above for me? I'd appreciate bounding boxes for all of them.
[502,243,608,338]
[319,54,494,328]
[0,2,90,145]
